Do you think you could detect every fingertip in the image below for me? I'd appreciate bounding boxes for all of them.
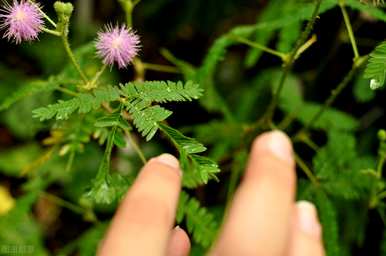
[296,201,322,239]
[153,153,180,170]
[167,226,191,256]
[252,130,294,165]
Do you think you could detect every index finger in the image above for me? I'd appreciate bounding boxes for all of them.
[99,154,182,256]
[211,131,296,256]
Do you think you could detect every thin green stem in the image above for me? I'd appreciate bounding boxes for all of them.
[41,192,85,214]
[42,27,61,37]
[56,86,79,97]
[376,156,385,178]
[124,130,147,164]
[61,35,89,84]
[265,0,323,124]
[118,0,141,27]
[86,64,107,90]
[230,35,287,60]
[294,152,319,186]
[339,0,360,60]
[297,58,366,136]
[142,63,181,74]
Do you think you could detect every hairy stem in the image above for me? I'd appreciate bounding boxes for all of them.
[339,0,360,60]
[61,35,89,84]
[265,0,323,124]
[124,129,147,164]
[42,27,61,37]
[294,152,319,186]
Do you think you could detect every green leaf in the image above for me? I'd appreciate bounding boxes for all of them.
[313,131,377,200]
[313,189,340,256]
[125,104,172,141]
[353,73,376,102]
[277,21,302,53]
[0,78,58,111]
[85,118,133,205]
[346,0,386,22]
[245,0,337,67]
[295,103,359,131]
[364,41,386,89]
[176,191,219,248]
[160,124,220,188]
[0,144,42,177]
[32,86,121,121]
[120,80,203,103]
[274,69,359,131]
[159,124,206,154]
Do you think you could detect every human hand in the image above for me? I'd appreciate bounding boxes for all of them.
[98,131,325,256]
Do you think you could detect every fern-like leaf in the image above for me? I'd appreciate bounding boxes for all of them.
[32,87,121,121]
[125,103,172,141]
[120,80,203,103]
[160,124,220,187]
[0,78,58,111]
[176,191,219,248]
[364,41,386,89]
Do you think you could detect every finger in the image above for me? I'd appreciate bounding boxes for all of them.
[98,154,182,256]
[210,131,296,256]
[289,201,325,256]
[166,226,191,256]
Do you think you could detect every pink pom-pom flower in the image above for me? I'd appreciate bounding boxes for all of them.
[96,24,140,69]
[0,0,44,44]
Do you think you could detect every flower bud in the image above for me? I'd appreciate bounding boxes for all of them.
[378,129,386,141]
[54,1,74,16]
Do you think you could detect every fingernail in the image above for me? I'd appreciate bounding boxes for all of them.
[257,130,293,164]
[296,201,322,239]
[155,153,181,171]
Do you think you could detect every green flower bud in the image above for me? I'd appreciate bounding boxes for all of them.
[54,1,74,16]
[378,129,386,141]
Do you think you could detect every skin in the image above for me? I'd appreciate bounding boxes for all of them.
[99,131,325,256]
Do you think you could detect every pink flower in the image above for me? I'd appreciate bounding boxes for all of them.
[0,0,44,44]
[96,24,140,69]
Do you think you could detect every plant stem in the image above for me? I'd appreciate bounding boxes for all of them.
[56,86,79,97]
[41,192,85,214]
[42,27,61,37]
[294,152,319,186]
[296,58,367,136]
[124,129,147,164]
[230,35,287,60]
[142,63,181,74]
[294,34,317,60]
[87,64,107,90]
[376,154,385,178]
[118,0,141,27]
[61,35,89,84]
[265,0,323,124]
[339,0,360,61]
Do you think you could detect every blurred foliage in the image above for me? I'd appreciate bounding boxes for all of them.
[0,0,386,255]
